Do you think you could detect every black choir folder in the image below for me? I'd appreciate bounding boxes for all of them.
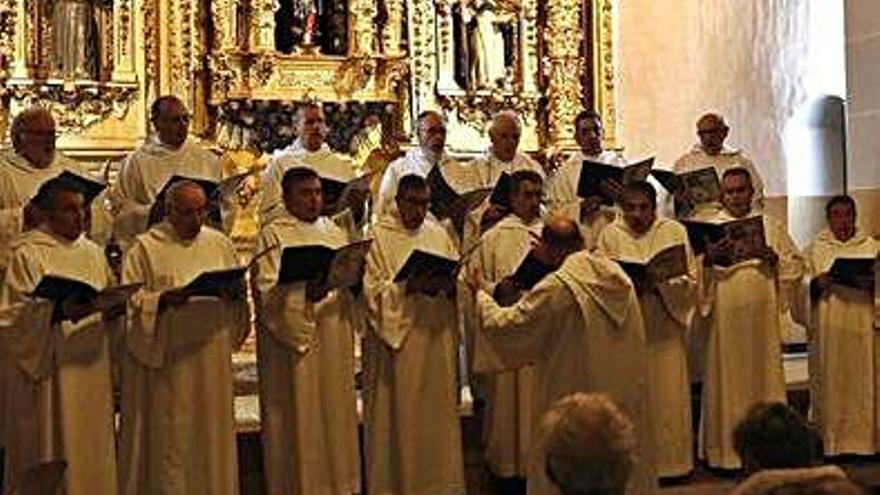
[31,275,142,317]
[54,170,107,204]
[426,167,511,229]
[615,244,688,289]
[651,167,722,205]
[320,174,372,215]
[828,257,876,290]
[509,251,555,290]
[278,239,373,288]
[577,157,654,204]
[393,249,459,283]
[179,266,247,298]
[682,216,766,266]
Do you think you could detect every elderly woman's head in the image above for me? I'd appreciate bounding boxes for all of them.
[542,393,636,495]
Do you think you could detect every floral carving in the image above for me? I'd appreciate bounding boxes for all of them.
[7,81,138,133]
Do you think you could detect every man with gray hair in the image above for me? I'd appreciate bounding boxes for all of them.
[118,179,249,495]
[542,393,637,495]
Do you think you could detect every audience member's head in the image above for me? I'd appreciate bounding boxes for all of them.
[767,477,866,495]
[733,402,821,473]
[542,393,636,495]
[824,195,857,242]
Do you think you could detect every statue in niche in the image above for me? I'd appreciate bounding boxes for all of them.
[51,0,100,79]
[454,0,517,91]
[274,0,348,55]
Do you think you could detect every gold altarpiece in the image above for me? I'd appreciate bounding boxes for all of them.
[0,0,619,165]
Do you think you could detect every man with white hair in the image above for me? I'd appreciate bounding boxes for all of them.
[542,393,637,495]
[259,102,363,226]
[118,180,249,495]
[375,110,467,218]
[110,96,224,249]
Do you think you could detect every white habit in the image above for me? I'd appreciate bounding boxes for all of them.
[118,222,248,495]
[375,148,465,218]
[362,215,466,495]
[804,228,879,455]
[470,214,543,478]
[596,217,697,477]
[253,214,360,495]
[473,250,657,495]
[110,137,222,249]
[0,228,117,495]
[699,211,804,468]
[259,140,357,225]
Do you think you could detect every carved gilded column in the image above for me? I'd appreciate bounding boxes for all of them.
[592,0,617,145]
[350,0,376,56]
[545,0,583,149]
[8,0,28,78]
[111,0,137,82]
[381,0,404,57]
[434,0,459,93]
[520,0,538,95]
[407,0,439,122]
[250,0,276,52]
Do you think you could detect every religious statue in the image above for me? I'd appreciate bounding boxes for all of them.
[274,0,348,55]
[51,0,99,79]
[467,0,506,89]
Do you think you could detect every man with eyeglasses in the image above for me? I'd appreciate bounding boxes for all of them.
[110,96,224,250]
[673,113,765,214]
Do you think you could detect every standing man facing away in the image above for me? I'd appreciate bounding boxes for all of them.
[596,181,697,478]
[118,180,249,495]
[363,174,466,495]
[253,167,361,495]
[698,168,803,469]
[110,96,224,249]
[467,215,657,495]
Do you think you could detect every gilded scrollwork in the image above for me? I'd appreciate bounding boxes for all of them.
[543,0,583,149]
[7,81,138,133]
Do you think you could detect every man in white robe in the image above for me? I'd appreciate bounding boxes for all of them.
[118,180,249,495]
[469,170,543,483]
[461,111,546,251]
[596,181,697,478]
[110,96,224,250]
[672,113,765,214]
[363,174,466,495]
[804,195,879,456]
[544,110,623,249]
[259,103,363,227]
[375,111,466,218]
[698,168,804,469]
[467,215,657,495]
[0,176,119,495]
[253,166,360,495]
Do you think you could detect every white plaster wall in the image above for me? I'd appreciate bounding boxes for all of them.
[845,0,880,192]
[616,0,845,197]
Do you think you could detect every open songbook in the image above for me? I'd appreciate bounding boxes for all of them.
[277,239,373,288]
[170,244,274,299]
[828,257,876,291]
[53,170,107,205]
[392,249,460,297]
[426,166,496,231]
[508,251,556,291]
[651,167,722,206]
[31,275,142,321]
[682,216,766,267]
[320,174,372,216]
[577,157,654,204]
[615,244,688,292]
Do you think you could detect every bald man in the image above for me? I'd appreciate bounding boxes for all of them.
[375,111,468,218]
[673,113,765,214]
[119,180,248,495]
[110,96,224,250]
[467,215,656,495]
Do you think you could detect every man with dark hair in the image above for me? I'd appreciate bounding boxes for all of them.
[252,166,360,495]
[466,215,655,495]
[804,195,877,456]
[376,111,467,217]
[363,173,466,495]
[699,168,804,469]
[728,402,848,495]
[468,168,544,486]
[596,181,697,478]
[545,110,623,249]
[119,179,248,495]
[260,103,365,226]
[111,95,225,250]
[0,175,120,495]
